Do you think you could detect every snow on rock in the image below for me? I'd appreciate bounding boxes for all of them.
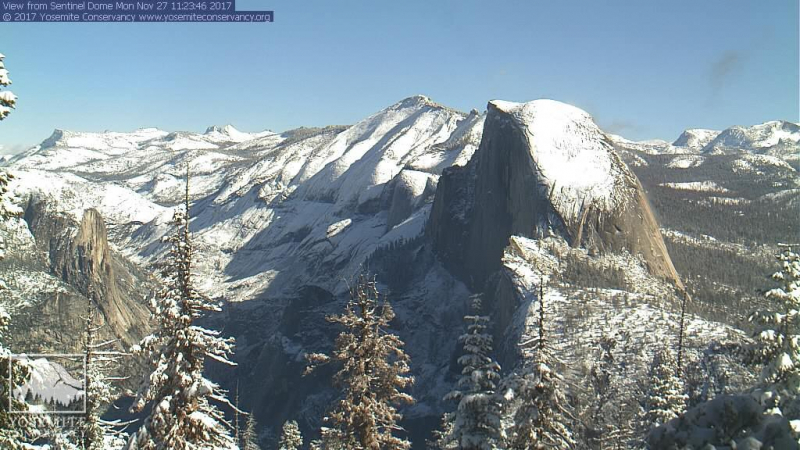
[5,124,278,206]
[9,128,168,171]
[406,108,485,172]
[326,218,352,238]
[9,169,167,225]
[702,120,800,158]
[489,99,621,219]
[672,128,721,151]
[660,181,730,193]
[386,169,435,230]
[430,98,683,289]
[730,153,796,174]
[608,134,684,155]
[296,95,467,210]
[203,124,271,143]
[667,155,705,169]
[156,132,220,151]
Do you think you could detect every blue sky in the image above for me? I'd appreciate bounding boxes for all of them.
[0,0,797,154]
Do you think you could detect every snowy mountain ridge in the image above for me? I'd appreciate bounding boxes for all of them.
[609,120,800,162]
[701,120,800,159]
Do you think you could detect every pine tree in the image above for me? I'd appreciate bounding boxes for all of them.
[241,414,260,450]
[442,296,505,450]
[429,413,456,449]
[46,420,80,450]
[0,155,29,448]
[642,347,686,430]
[0,306,31,449]
[0,169,21,291]
[82,288,129,450]
[126,167,237,450]
[0,53,17,120]
[676,290,689,378]
[506,284,574,450]
[586,334,625,449]
[305,275,414,450]
[233,384,241,449]
[278,420,303,450]
[749,244,800,416]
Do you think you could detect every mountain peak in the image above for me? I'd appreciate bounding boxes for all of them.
[672,128,720,150]
[429,97,682,289]
[399,94,432,106]
[488,98,591,119]
[203,124,259,143]
[701,120,800,156]
[204,124,239,135]
[487,99,618,211]
[391,94,463,114]
[41,129,70,148]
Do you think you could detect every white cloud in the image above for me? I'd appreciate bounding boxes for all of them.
[0,143,29,155]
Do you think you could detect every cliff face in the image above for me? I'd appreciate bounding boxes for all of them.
[429,99,682,290]
[22,201,151,348]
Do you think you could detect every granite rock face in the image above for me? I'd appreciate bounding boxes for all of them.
[22,201,151,349]
[429,99,682,290]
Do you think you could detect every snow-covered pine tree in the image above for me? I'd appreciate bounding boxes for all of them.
[0,168,21,291]
[45,420,80,450]
[82,287,129,450]
[0,53,17,120]
[278,420,303,450]
[506,283,574,450]
[585,334,624,449]
[126,167,237,450]
[641,347,686,430]
[0,152,29,449]
[241,414,260,450]
[749,244,800,417]
[233,386,241,449]
[428,413,456,449]
[441,296,505,450]
[305,275,414,450]
[0,305,31,449]
[676,290,689,378]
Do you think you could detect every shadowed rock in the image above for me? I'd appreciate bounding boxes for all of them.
[429,99,682,290]
[22,201,151,349]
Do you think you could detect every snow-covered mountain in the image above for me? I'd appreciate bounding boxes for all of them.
[672,128,721,151]
[611,120,800,166]
[701,120,800,160]
[430,99,681,290]
[1,95,795,447]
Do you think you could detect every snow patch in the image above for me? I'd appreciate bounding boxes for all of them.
[326,218,352,238]
[660,181,730,193]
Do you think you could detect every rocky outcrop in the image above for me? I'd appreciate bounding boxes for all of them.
[384,170,436,231]
[22,200,151,348]
[429,99,682,290]
[672,129,720,152]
